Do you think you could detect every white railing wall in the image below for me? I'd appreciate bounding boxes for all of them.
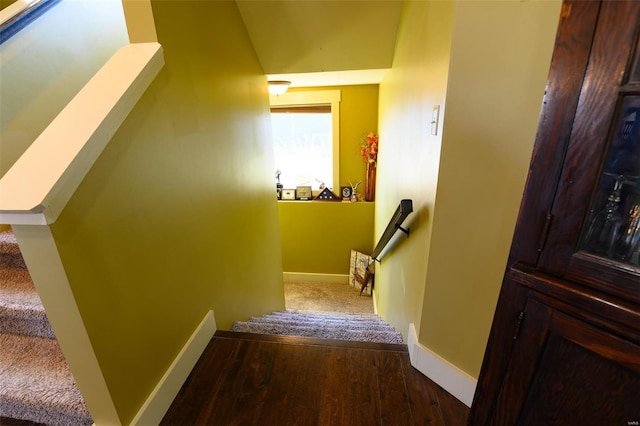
[0,42,163,225]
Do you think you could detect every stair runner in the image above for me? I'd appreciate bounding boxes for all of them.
[0,231,92,425]
[231,310,405,344]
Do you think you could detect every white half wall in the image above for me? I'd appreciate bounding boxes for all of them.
[12,225,121,425]
[0,42,164,225]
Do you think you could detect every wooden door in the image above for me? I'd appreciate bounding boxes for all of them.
[534,0,640,301]
[491,297,640,425]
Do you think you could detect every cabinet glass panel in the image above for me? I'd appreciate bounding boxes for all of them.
[580,95,640,267]
[629,44,640,83]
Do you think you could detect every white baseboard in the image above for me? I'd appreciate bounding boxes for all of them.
[407,323,476,407]
[283,272,349,284]
[372,289,378,315]
[131,310,217,425]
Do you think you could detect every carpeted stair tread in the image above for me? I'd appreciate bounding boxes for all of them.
[230,322,404,344]
[0,231,92,424]
[247,317,397,332]
[0,333,92,426]
[0,313,55,340]
[272,310,380,319]
[262,312,394,326]
[0,232,26,270]
[0,232,22,254]
[265,311,384,322]
[231,310,404,344]
[0,238,54,339]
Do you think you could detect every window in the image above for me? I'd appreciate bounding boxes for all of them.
[270,90,340,191]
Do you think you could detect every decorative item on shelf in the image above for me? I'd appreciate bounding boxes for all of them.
[281,189,295,200]
[360,131,378,201]
[348,180,361,203]
[314,187,341,201]
[296,186,312,200]
[341,186,352,201]
[365,162,376,202]
[316,179,326,190]
[276,169,283,199]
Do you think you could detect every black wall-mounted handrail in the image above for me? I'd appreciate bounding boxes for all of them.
[372,199,413,261]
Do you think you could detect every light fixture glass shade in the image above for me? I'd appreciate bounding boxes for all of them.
[268,80,291,96]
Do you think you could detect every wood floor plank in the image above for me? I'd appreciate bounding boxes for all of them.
[318,347,350,426]
[286,345,328,426]
[433,382,469,426]
[161,332,470,426]
[215,330,408,352]
[256,343,307,425]
[221,337,281,425]
[0,418,43,426]
[317,347,383,426]
[160,337,241,426]
[375,351,413,425]
[195,339,257,425]
[344,348,381,426]
[398,354,445,425]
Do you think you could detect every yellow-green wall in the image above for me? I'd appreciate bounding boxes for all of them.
[279,201,374,274]
[377,0,561,378]
[0,0,18,10]
[0,0,128,176]
[287,84,379,189]
[50,1,284,422]
[279,85,378,274]
[376,0,454,353]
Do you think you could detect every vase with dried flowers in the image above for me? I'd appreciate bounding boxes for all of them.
[360,131,378,201]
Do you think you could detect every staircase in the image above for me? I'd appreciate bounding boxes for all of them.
[231,310,404,344]
[0,230,92,426]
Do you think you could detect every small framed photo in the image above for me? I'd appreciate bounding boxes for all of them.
[296,186,313,200]
[341,186,352,200]
[282,189,296,200]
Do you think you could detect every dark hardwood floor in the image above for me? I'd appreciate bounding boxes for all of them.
[162,330,469,426]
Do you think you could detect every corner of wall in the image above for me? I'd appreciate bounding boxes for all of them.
[121,0,158,43]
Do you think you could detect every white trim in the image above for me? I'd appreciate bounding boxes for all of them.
[0,42,164,225]
[131,310,217,426]
[407,323,477,408]
[372,289,378,315]
[0,212,47,225]
[283,272,349,284]
[269,90,341,190]
[267,69,390,88]
[269,89,341,106]
[0,0,37,26]
[12,225,121,425]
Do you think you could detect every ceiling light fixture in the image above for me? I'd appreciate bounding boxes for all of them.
[267,80,291,96]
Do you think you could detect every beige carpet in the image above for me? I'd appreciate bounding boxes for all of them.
[284,280,374,314]
[231,310,403,344]
[0,230,92,425]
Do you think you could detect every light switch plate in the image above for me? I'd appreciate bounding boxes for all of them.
[431,105,440,135]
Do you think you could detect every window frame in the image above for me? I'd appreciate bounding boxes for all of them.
[270,90,341,191]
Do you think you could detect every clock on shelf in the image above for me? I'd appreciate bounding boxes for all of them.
[341,186,352,200]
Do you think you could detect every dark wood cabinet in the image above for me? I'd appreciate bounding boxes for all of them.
[469,1,640,424]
